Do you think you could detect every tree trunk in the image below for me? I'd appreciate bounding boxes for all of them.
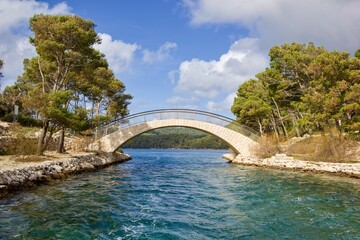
[37,120,49,155]
[335,119,342,133]
[291,114,301,137]
[96,100,101,119]
[57,127,65,153]
[44,123,57,151]
[271,97,288,139]
[38,57,46,93]
[256,118,263,136]
[270,112,280,140]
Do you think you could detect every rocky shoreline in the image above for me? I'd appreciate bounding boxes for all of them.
[228,154,360,178]
[0,152,131,198]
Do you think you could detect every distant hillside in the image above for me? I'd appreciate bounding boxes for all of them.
[122,127,228,149]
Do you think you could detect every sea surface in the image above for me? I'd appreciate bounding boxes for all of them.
[0,149,359,239]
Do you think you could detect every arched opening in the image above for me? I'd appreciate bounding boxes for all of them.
[120,127,230,150]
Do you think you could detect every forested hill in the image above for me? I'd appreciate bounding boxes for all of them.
[122,127,228,149]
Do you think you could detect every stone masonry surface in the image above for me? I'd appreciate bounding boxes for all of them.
[88,119,257,156]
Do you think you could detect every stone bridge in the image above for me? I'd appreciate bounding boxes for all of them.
[87,109,259,158]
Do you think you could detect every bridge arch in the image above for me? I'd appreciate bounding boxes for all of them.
[87,109,259,157]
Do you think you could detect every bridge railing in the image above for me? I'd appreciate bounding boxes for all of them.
[95,109,259,141]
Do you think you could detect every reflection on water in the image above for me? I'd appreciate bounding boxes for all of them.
[0,149,359,239]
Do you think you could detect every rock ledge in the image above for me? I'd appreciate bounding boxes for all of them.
[232,154,360,178]
[0,152,131,198]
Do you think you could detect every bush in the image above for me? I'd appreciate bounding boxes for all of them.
[1,113,42,127]
[286,136,317,156]
[348,131,360,141]
[251,134,282,158]
[4,137,38,156]
[312,129,357,162]
[286,128,358,162]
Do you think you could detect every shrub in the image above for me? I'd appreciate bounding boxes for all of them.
[311,128,357,162]
[286,128,358,162]
[1,113,42,127]
[4,137,38,156]
[251,134,282,158]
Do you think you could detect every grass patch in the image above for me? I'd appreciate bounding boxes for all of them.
[4,137,38,156]
[286,128,358,162]
[15,155,45,163]
[8,123,39,138]
[251,134,282,158]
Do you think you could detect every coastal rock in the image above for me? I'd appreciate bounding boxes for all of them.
[79,162,95,170]
[0,153,131,198]
[50,164,63,173]
[28,171,43,181]
[232,154,360,178]
[222,153,237,162]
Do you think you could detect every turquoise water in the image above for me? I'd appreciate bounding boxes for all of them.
[0,149,359,239]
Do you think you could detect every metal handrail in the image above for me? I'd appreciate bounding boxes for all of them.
[95,109,259,141]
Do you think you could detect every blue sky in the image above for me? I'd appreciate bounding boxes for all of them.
[1,0,359,117]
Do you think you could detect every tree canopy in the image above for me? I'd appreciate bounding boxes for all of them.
[8,14,132,155]
[232,43,360,138]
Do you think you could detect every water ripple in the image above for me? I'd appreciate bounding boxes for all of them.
[0,149,359,239]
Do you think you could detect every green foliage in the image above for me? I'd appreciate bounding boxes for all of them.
[1,113,42,127]
[231,79,272,134]
[0,83,26,116]
[122,127,228,149]
[355,49,360,59]
[232,42,360,138]
[15,14,131,154]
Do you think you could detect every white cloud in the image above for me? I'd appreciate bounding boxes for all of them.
[0,1,139,86]
[0,0,71,87]
[1,36,36,85]
[207,92,236,112]
[0,0,70,32]
[168,70,178,84]
[94,33,140,73]
[142,42,177,63]
[166,95,198,105]
[174,38,267,99]
[174,0,360,115]
[183,0,360,53]
[183,0,277,27]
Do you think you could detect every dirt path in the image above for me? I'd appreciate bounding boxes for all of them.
[0,151,91,171]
